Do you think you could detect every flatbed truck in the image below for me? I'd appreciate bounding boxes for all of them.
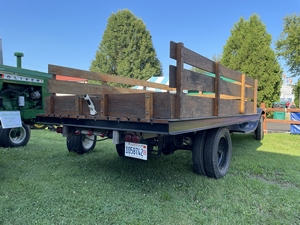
[36,41,264,179]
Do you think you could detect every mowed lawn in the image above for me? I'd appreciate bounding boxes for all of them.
[0,130,299,224]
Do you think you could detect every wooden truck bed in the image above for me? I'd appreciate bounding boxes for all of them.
[36,41,259,134]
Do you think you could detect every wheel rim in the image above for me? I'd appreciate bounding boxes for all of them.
[217,136,228,170]
[34,124,46,129]
[8,127,26,144]
[82,135,95,149]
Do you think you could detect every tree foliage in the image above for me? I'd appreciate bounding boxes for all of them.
[90,9,162,86]
[221,14,282,108]
[275,14,300,78]
[294,79,300,107]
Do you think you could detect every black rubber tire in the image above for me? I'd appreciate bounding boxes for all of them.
[204,127,232,179]
[0,125,4,147]
[2,122,31,148]
[254,116,264,140]
[66,134,96,154]
[116,143,125,157]
[192,130,207,176]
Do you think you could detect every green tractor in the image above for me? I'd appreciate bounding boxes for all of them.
[0,52,51,147]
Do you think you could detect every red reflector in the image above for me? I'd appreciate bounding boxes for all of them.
[124,134,132,142]
[75,130,81,135]
[132,134,140,143]
[87,131,93,136]
[56,127,63,133]
[99,133,105,138]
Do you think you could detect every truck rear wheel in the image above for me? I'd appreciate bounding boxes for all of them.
[204,127,232,179]
[192,130,207,176]
[254,115,264,140]
[66,134,96,154]
[1,122,31,148]
[116,143,125,157]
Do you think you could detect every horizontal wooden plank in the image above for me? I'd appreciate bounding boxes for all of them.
[219,79,241,97]
[171,67,241,97]
[182,47,215,73]
[107,94,145,118]
[180,96,252,118]
[218,64,241,82]
[181,95,214,118]
[49,64,174,91]
[48,80,153,95]
[263,108,300,113]
[245,87,254,99]
[170,42,215,73]
[218,99,241,116]
[266,119,300,124]
[181,68,215,92]
[245,76,255,87]
[153,92,173,119]
[244,101,254,114]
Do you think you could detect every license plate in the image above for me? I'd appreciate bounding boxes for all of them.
[125,142,147,160]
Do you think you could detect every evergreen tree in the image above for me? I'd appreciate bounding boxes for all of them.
[275,14,300,78]
[221,15,282,108]
[90,9,162,86]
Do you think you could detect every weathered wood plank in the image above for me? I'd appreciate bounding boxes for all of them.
[181,95,214,118]
[169,65,176,88]
[48,79,153,95]
[181,68,215,92]
[214,62,220,116]
[107,94,145,118]
[49,64,174,91]
[245,101,254,114]
[245,76,255,87]
[219,64,242,82]
[153,93,171,119]
[219,80,241,97]
[171,41,215,73]
[219,99,241,116]
[245,87,254,99]
[145,93,153,119]
[184,47,215,73]
[175,42,184,119]
[171,66,242,97]
[170,41,177,59]
[100,94,108,117]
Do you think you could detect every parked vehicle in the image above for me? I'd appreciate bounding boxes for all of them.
[35,41,264,178]
[0,52,51,147]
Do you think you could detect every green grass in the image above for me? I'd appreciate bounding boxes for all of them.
[1,130,300,224]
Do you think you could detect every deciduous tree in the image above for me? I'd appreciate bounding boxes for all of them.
[275,14,300,78]
[221,14,282,107]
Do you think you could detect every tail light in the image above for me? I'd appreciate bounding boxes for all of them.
[124,133,132,142]
[132,134,140,143]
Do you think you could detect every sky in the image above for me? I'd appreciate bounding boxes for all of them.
[0,0,299,83]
